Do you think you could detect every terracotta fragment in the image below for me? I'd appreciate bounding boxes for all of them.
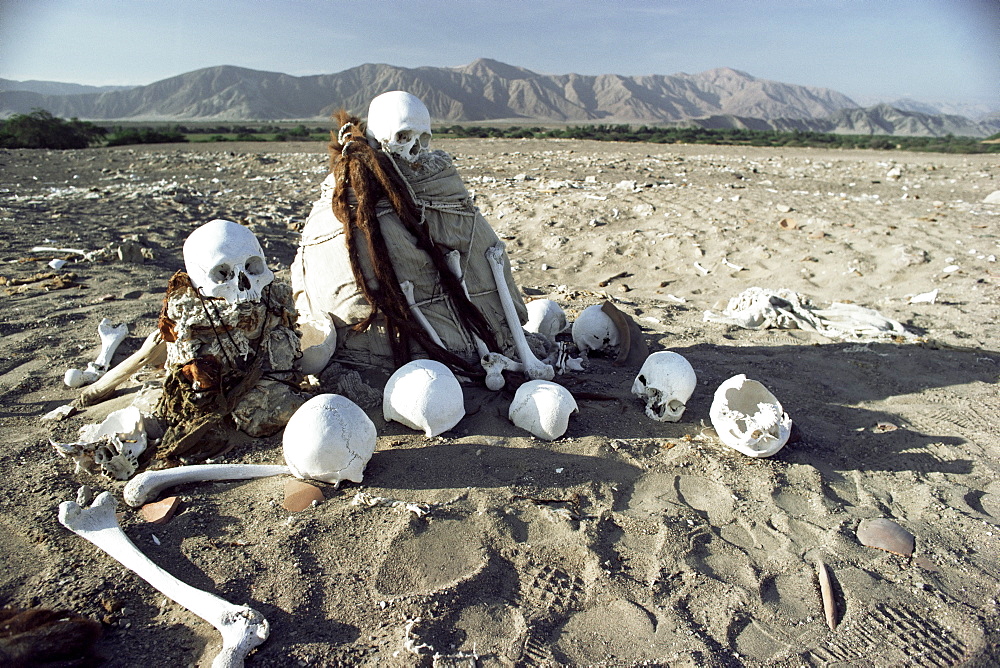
[283,479,324,512]
[856,517,915,557]
[140,496,180,524]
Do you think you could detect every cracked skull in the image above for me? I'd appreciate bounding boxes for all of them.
[282,393,377,486]
[365,91,432,162]
[709,374,792,458]
[631,351,697,422]
[183,219,274,303]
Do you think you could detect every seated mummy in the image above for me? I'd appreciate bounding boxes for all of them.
[291,92,538,382]
[156,219,307,460]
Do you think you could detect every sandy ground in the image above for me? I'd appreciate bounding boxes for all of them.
[1,137,998,667]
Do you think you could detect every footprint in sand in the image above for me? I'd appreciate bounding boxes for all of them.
[807,598,981,667]
[0,519,49,593]
[552,599,660,665]
[517,561,586,616]
[626,471,760,591]
[626,471,734,525]
[373,518,486,598]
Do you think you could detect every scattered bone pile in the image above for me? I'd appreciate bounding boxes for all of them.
[0,139,998,666]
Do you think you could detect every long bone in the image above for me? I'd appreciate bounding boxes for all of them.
[444,250,524,390]
[399,280,444,348]
[125,464,290,507]
[444,251,489,358]
[59,491,269,667]
[484,243,554,381]
[125,394,375,505]
[93,318,129,371]
[78,330,167,406]
[65,319,130,388]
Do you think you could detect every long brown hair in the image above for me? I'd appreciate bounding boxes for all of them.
[328,110,500,374]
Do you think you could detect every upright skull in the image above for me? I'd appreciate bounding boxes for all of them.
[366,91,432,162]
[632,351,697,422]
[183,219,274,303]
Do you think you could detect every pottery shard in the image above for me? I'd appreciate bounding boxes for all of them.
[283,479,324,512]
[140,496,180,524]
[857,517,914,557]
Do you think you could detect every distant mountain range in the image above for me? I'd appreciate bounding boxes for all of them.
[2,59,998,138]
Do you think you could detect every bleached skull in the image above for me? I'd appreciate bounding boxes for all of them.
[508,380,578,441]
[571,304,619,355]
[282,393,377,486]
[709,374,792,458]
[631,351,697,422]
[383,359,465,437]
[366,91,432,162]
[183,219,274,303]
[525,299,568,342]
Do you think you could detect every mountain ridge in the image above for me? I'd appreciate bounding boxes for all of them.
[1,60,997,137]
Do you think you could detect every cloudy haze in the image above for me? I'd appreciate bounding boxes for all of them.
[1,0,997,107]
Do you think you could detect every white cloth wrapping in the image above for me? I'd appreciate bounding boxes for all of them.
[291,150,526,369]
[703,287,915,340]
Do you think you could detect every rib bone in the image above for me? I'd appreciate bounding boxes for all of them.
[400,280,444,348]
[59,491,269,667]
[124,464,291,507]
[78,330,167,407]
[485,243,554,381]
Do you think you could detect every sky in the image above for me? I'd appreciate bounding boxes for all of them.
[1,0,997,107]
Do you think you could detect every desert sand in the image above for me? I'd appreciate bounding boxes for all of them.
[0,137,998,667]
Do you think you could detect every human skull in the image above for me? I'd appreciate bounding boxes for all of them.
[383,359,464,437]
[183,219,274,303]
[631,351,697,422]
[282,393,377,486]
[366,91,432,162]
[571,304,619,355]
[525,299,568,342]
[508,380,578,441]
[709,374,792,458]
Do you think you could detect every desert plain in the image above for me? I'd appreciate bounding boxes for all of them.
[0,137,998,666]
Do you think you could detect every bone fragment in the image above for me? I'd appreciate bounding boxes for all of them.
[31,245,89,255]
[817,560,837,631]
[351,491,431,518]
[59,491,269,667]
[93,318,129,370]
[124,464,290,507]
[399,280,444,348]
[78,330,167,407]
[485,243,554,381]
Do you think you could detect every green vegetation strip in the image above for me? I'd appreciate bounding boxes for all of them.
[3,109,997,154]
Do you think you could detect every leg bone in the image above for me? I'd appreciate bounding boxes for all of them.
[400,281,444,348]
[59,491,269,668]
[445,250,520,390]
[485,244,554,381]
[480,352,523,391]
[124,464,290,507]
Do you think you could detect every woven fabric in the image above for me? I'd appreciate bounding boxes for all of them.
[292,150,526,369]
